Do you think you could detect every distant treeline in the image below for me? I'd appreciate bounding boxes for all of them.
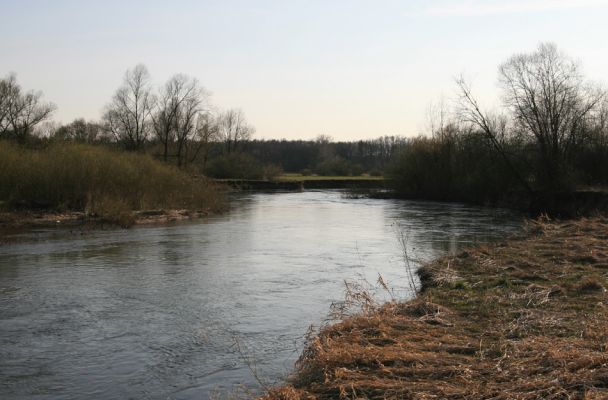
[4,133,408,179]
[0,66,408,180]
[207,136,407,178]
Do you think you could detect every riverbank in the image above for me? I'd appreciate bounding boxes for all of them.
[0,209,220,241]
[0,142,227,233]
[215,175,386,191]
[386,188,608,218]
[261,217,608,399]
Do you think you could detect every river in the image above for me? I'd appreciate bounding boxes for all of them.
[0,190,523,399]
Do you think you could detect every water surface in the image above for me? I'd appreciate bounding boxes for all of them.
[0,191,523,399]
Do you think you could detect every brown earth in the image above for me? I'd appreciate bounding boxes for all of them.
[261,218,608,399]
[0,209,214,239]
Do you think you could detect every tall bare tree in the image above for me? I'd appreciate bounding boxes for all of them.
[152,74,210,166]
[498,43,604,188]
[457,43,605,192]
[456,76,534,194]
[103,64,154,151]
[0,74,18,136]
[217,108,254,154]
[188,112,219,170]
[154,76,185,162]
[0,73,55,142]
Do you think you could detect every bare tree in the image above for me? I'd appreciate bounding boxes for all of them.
[0,73,55,142]
[153,76,186,162]
[455,43,604,192]
[426,97,451,140]
[152,74,210,166]
[498,43,604,189]
[0,74,19,136]
[590,98,608,148]
[103,64,154,151]
[54,118,104,143]
[171,76,206,166]
[184,112,218,170]
[217,108,254,154]
[456,76,534,194]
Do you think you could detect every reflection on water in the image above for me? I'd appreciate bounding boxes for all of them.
[0,191,523,399]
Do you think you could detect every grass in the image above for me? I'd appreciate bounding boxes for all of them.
[0,141,225,227]
[274,174,385,182]
[260,217,608,399]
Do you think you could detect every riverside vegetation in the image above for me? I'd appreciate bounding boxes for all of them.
[386,43,608,213]
[261,217,608,399]
[0,65,399,227]
[0,141,225,227]
[258,44,608,399]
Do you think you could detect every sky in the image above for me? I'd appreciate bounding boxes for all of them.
[2,0,608,140]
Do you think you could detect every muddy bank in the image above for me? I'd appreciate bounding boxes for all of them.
[215,178,386,191]
[261,218,608,399]
[0,209,214,237]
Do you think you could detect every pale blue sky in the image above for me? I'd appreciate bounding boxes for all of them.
[2,0,608,140]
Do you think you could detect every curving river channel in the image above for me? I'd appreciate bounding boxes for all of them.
[0,191,524,399]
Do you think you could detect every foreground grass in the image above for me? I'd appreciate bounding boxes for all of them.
[0,142,225,227]
[262,218,608,399]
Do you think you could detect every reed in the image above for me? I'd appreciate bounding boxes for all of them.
[0,141,225,225]
[260,217,608,399]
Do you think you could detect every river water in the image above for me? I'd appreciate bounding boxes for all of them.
[0,191,523,399]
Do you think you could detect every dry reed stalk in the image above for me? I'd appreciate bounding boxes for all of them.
[259,218,608,400]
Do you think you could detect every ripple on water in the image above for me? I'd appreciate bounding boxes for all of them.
[0,191,523,400]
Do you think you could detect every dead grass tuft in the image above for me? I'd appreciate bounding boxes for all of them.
[260,217,608,399]
[578,277,606,293]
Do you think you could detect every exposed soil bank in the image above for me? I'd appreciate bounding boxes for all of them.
[261,218,608,399]
[215,178,386,191]
[0,209,214,237]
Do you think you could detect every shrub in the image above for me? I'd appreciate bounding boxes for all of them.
[0,141,225,219]
[262,163,283,180]
[205,153,265,179]
[315,156,355,176]
[386,133,522,203]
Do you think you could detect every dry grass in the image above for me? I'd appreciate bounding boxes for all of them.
[261,217,608,399]
[0,141,226,227]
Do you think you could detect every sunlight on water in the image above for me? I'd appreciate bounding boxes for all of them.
[0,191,523,399]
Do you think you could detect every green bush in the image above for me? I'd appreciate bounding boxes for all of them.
[315,156,360,176]
[262,163,284,180]
[205,153,266,179]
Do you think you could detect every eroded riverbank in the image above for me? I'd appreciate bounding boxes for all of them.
[0,208,215,233]
[262,217,608,399]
